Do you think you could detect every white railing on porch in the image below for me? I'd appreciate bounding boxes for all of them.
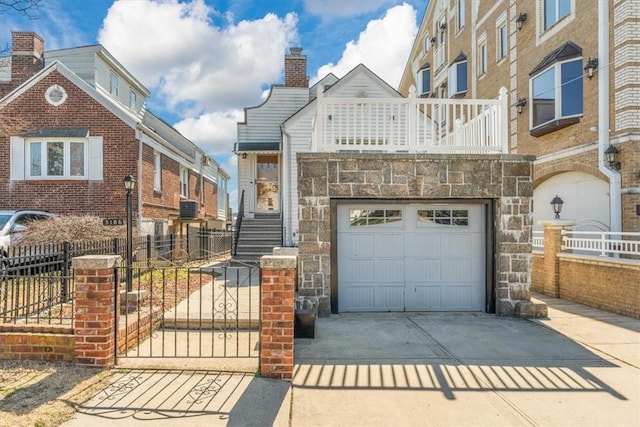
[561,230,640,257]
[532,230,544,250]
[312,86,508,154]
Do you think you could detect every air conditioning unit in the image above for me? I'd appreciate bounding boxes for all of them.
[179,200,198,219]
[202,155,212,166]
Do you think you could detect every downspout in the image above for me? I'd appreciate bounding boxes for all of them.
[136,126,143,234]
[597,0,621,234]
[281,123,292,247]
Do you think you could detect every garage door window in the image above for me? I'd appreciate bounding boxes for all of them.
[350,209,402,226]
[417,209,469,226]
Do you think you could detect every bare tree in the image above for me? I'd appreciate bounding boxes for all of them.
[0,0,41,18]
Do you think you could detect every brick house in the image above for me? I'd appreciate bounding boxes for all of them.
[0,31,230,234]
[398,0,640,235]
[237,48,541,317]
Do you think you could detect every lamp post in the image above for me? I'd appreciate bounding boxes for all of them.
[124,175,136,292]
[550,195,564,219]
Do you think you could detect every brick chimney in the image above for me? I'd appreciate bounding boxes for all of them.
[10,31,45,86]
[284,47,308,88]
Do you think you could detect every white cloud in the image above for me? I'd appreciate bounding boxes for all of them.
[98,0,298,116]
[304,0,393,18]
[312,3,418,88]
[173,109,244,155]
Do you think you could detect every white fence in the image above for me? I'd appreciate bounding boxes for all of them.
[312,86,508,154]
[532,230,544,250]
[561,230,640,257]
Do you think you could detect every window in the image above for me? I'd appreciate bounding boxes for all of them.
[419,66,431,95]
[109,72,119,97]
[448,55,468,97]
[457,0,465,31]
[424,36,431,53]
[349,209,402,227]
[180,167,188,198]
[217,175,227,212]
[497,24,507,61]
[27,139,86,179]
[479,42,487,76]
[129,90,137,110]
[544,0,571,30]
[530,58,583,129]
[153,151,161,191]
[418,209,469,226]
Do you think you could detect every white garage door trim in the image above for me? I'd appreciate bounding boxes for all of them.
[337,203,486,312]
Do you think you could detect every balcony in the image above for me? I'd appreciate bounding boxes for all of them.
[312,86,508,154]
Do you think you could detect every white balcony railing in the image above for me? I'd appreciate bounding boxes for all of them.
[434,43,446,71]
[561,230,640,257]
[312,86,508,154]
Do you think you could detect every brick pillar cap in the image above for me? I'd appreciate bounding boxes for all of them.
[538,219,576,228]
[273,247,299,257]
[261,255,297,269]
[73,255,122,269]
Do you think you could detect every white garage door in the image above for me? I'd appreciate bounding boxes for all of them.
[337,203,485,312]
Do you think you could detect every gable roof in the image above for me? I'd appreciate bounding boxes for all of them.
[283,63,402,127]
[0,60,139,128]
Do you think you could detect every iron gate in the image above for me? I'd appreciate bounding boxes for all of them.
[116,264,260,361]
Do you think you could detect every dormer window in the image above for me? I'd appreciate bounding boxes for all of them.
[109,72,119,97]
[419,63,431,96]
[448,53,468,98]
[529,41,583,136]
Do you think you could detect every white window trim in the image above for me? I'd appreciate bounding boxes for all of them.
[536,0,575,45]
[25,138,89,180]
[477,32,488,77]
[153,151,162,191]
[109,72,119,97]
[129,90,137,110]
[448,60,468,97]
[180,167,189,198]
[419,66,432,96]
[456,0,465,32]
[529,57,583,130]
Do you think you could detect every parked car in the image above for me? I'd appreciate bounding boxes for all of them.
[0,210,58,277]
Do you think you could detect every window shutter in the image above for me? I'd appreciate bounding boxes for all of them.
[88,136,103,180]
[10,136,25,181]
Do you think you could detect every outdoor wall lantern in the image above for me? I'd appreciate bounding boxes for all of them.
[584,57,598,79]
[242,152,247,160]
[550,195,564,219]
[516,97,527,114]
[430,36,437,46]
[439,22,447,31]
[605,144,621,170]
[516,13,527,30]
[124,174,136,292]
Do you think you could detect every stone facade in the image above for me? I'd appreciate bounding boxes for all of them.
[296,152,536,317]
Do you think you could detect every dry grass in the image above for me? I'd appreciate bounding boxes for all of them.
[0,360,114,427]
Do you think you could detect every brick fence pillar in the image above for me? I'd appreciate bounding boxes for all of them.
[73,255,122,366]
[539,220,575,297]
[260,255,296,380]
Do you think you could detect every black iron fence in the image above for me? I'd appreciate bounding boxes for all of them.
[0,229,233,324]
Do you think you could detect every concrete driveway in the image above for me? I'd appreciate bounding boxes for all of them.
[291,297,640,426]
[63,294,640,427]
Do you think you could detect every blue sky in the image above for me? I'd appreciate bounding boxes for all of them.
[1,0,427,206]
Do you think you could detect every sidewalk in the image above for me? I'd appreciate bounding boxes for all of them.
[62,294,640,427]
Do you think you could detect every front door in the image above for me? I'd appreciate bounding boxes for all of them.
[256,155,279,213]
